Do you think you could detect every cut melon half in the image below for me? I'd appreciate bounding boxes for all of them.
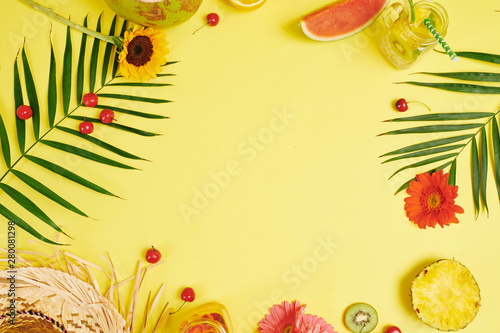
[300,0,390,41]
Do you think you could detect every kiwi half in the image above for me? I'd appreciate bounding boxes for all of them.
[344,303,378,333]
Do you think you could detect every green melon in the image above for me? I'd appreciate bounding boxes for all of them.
[299,0,390,41]
[103,0,203,28]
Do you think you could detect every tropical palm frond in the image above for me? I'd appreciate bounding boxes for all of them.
[0,15,175,244]
[383,50,500,217]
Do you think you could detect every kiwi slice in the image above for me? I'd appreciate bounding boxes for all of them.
[388,34,415,62]
[344,303,378,333]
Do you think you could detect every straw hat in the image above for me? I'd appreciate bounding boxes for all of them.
[0,249,170,333]
[0,266,127,333]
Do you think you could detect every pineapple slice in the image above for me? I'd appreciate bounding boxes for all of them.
[411,259,480,331]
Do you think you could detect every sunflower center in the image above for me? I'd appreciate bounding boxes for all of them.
[126,35,154,67]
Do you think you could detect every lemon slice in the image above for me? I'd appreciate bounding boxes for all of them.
[405,0,415,23]
[228,0,266,11]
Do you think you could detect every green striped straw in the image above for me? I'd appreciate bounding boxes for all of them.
[424,18,458,62]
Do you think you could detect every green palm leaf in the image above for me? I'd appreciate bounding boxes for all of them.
[384,112,495,122]
[25,155,118,197]
[394,162,453,194]
[62,26,72,114]
[55,126,146,160]
[48,36,57,127]
[67,115,159,136]
[382,145,464,164]
[471,137,480,217]
[89,14,102,93]
[387,49,500,215]
[40,140,138,170]
[380,134,473,157]
[102,15,117,87]
[22,46,40,139]
[112,19,128,78]
[0,203,64,245]
[400,82,500,94]
[480,129,488,214]
[96,104,167,119]
[388,153,457,180]
[0,183,66,235]
[0,15,174,243]
[449,160,457,186]
[11,169,87,217]
[97,93,172,104]
[492,116,500,201]
[446,51,500,65]
[106,82,172,87]
[76,16,88,105]
[0,115,10,167]
[14,54,25,154]
[380,123,483,136]
[415,71,500,82]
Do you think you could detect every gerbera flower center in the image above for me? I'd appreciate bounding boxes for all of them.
[427,192,442,210]
[126,35,154,67]
[283,326,292,333]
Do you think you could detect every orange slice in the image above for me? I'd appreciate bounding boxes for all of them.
[228,0,266,11]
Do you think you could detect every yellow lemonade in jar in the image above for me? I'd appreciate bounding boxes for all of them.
[379,0,449,69]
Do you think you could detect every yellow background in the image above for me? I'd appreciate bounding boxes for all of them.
[1,0,500,332]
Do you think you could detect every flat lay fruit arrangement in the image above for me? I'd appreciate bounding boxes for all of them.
[0,0,499,332]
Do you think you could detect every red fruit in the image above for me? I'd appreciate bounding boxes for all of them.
[385,326,402,333]
[395,98,431,112]
[79,120,94,134]
[193,13,220,34]
[145,246,161,263]
[181,287,195,302]
[207,13,220,26]
[99,109,115,124]
[395,98,408,112]
[16,105,33,120]
[83,93,98,107]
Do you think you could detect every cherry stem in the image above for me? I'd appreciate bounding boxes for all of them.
[408,101,431,111]
[170,301,186,314]
[193,22,209,35]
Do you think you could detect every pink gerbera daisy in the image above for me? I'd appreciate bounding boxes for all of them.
[258,301,305,333]
[296,313,337,333]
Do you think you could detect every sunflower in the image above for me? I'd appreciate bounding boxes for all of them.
[404,170,464,229]
[118,25,169,81]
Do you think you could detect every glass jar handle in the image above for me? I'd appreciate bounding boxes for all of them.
[382,2,404,28]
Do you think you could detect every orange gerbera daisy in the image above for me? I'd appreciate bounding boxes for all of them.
[404,170,464,229]
[118,25,169,81]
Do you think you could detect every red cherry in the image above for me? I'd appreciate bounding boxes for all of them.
[207,13,220,26]
[394,98,431,112]
[193,13,219,34]
[145,246,161,263]
[395,98,408,112]
[99,109,115,124]
[181,287,196,302]
[16,105,33,120]
[385,326,402,333]
[83,93,98,107]
[79,120,94,134]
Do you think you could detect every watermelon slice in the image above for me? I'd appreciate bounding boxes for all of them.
[300,0,390,41]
